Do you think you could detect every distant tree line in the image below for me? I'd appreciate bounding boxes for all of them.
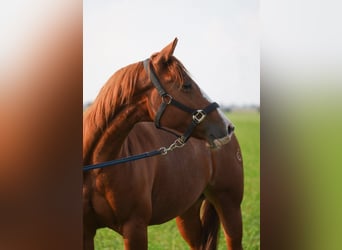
[220,104,260,113]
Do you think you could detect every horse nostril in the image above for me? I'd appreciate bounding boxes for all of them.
[228,123,235,135]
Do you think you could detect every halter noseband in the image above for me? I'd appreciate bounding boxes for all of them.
[143,59,219,143]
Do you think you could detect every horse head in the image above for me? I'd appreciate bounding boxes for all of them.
[143,38,234,148]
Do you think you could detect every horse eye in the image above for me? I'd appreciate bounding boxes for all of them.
[182,83,192,91]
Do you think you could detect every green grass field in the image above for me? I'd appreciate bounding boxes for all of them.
[94,111,260,249]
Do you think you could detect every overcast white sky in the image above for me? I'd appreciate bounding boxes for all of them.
[83,0,259,106]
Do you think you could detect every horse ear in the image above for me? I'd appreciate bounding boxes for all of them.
[152,38,178,65]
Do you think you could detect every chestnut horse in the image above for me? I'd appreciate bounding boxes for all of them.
[83,38,236,249]
[116,122,244,250]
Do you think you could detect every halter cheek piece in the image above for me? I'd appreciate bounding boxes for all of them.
[143,59,219,143]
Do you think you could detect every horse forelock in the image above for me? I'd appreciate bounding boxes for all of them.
[85,62,143,130]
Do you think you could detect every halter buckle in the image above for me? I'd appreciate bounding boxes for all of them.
[192,110,206,124]
[161,94,173,104]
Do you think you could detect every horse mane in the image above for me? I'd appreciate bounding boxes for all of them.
[84,56,189,131]
[84,61,143,130]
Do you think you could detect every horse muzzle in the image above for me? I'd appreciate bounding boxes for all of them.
[208,123,235,149]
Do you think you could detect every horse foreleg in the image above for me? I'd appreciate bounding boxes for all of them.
[83,227,96,250]
[122,218,148,250]
[213,193,243,250]
[176,199,203,250]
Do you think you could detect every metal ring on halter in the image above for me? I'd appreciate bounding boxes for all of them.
[192,110,207,124]
[161,94,173,104]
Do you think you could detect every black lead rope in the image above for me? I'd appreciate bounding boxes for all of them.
[83,149,163,171]
[83,138,185,171]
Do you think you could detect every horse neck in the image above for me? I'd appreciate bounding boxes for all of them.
[83,100,150,165]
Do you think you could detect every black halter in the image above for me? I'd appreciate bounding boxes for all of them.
[143,59,219,143]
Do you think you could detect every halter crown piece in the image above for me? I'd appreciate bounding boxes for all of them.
[143,59,219,143]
